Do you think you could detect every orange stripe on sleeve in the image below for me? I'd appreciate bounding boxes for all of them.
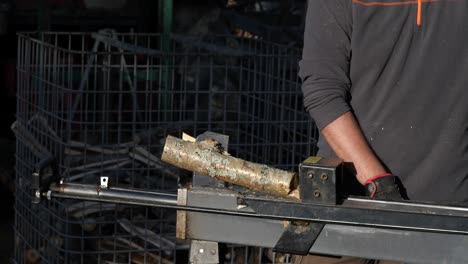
[352,0,442,6]
[352,0,418,6]
[417,0,422,25]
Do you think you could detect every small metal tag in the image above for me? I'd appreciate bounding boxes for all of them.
[100,177,109,188]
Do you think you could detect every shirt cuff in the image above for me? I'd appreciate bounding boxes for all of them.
[308,97,351,130]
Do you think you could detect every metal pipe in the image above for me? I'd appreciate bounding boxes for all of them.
[48,182,468,235]
[49,183,178,206]
[99,188,178,206]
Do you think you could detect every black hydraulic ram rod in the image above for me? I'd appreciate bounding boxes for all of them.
[49,183,179,207]
[47,182,468,235]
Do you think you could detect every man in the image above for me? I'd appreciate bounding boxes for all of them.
[296,0,468,263]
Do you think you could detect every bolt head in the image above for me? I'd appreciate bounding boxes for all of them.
[35,190,41,198]
[210,249,217,255]
[307,172,314,178]
[199,248,205,254]
[313,190,321,198]
[321,174,328,181]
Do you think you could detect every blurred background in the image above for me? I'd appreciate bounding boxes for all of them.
[1,0,309,262]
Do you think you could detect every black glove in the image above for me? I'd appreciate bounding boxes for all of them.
[364,173,403,200]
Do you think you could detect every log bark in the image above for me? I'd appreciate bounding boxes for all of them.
[161,135,298,198]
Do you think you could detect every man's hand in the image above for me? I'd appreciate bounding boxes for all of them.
[364,173,403,200]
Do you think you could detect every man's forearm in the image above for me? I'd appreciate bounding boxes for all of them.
[321,112,387,184]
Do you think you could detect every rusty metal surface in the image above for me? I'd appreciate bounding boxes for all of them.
[273,221,325,255]
[161,135,297,198]
[176,188,188,240]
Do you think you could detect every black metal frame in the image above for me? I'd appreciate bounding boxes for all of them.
[43,181,468,235]
[33,151,468,256]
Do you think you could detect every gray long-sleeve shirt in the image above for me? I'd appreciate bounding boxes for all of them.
[300,0,468,204]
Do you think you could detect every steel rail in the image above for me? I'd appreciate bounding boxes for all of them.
[48,182,468,235]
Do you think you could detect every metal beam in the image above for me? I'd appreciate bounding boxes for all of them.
[184,188,468,263]
[48,183,468,235]
[46,183,468,263]
[185,212,468,264]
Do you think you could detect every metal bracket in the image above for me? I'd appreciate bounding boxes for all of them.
[186,132,227,263]
[31,155,58,203]
[273,221,325,255]
[273,157,340,255]
[189,240,219,264]
[100,176,109,188]
[176,188,188,239]
[299,157,343,205]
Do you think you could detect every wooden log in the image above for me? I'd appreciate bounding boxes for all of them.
[161,135,298,198]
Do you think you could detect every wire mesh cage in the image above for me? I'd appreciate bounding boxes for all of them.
[14,31,317,264]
